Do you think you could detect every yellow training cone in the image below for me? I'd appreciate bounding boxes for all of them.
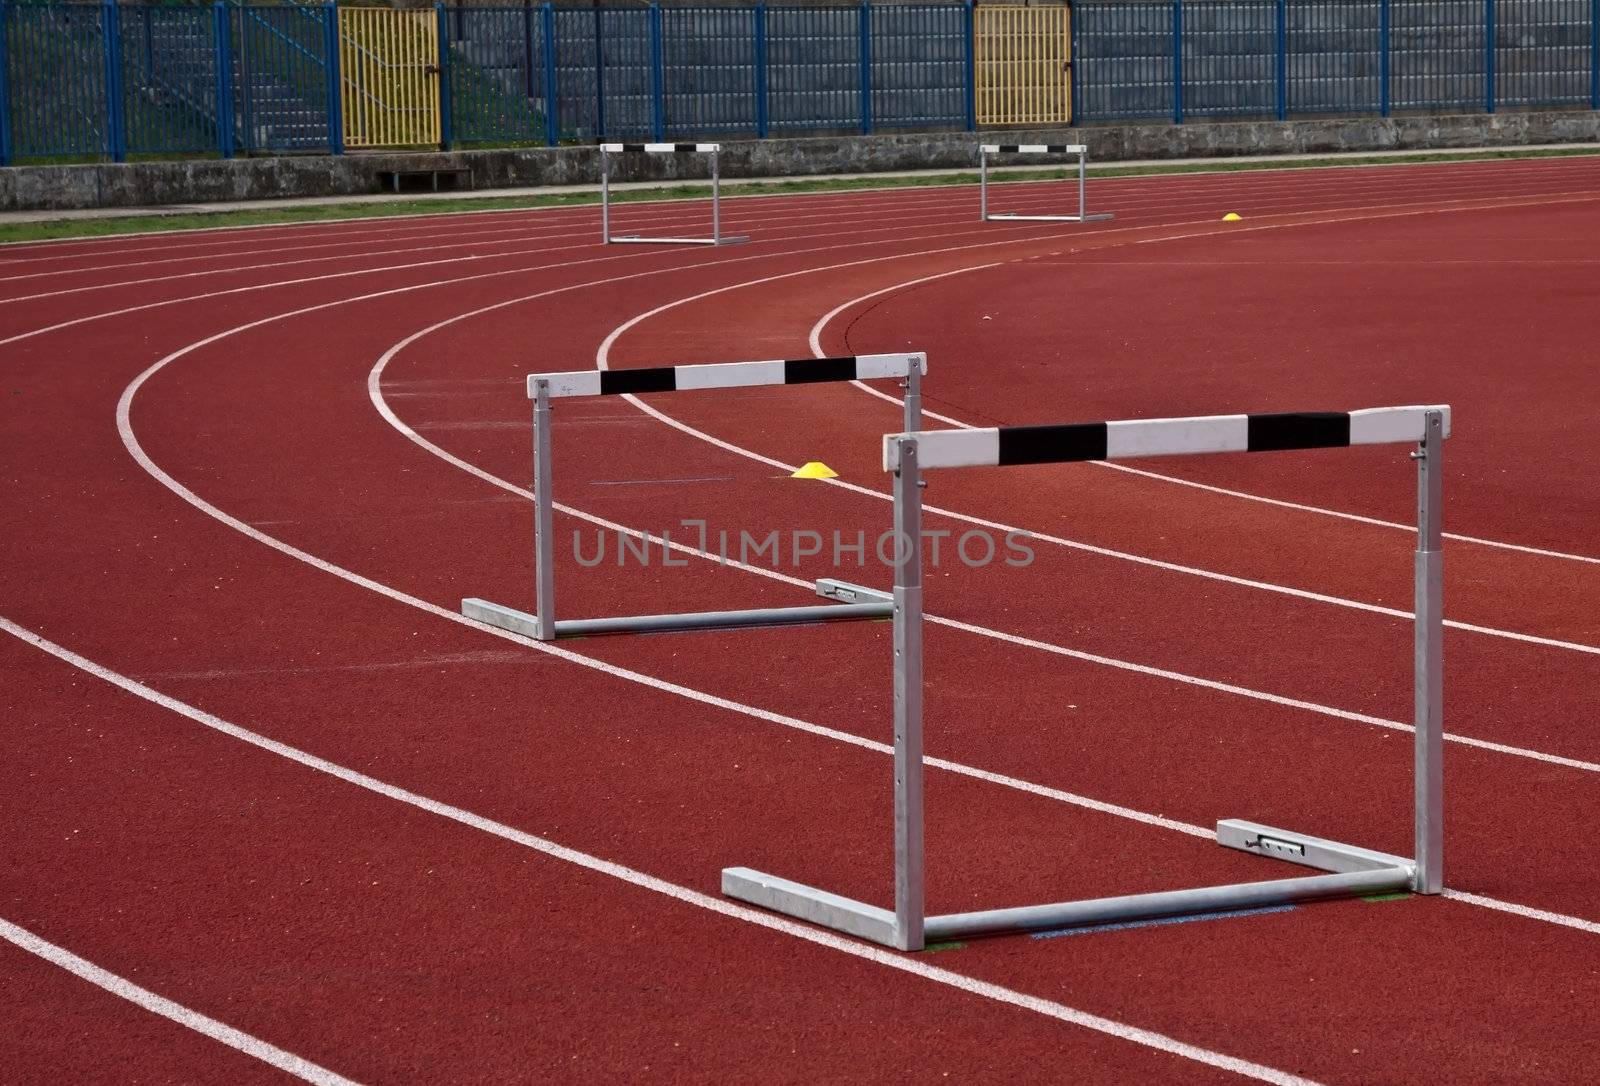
[791,461,839,480]
[1222,212,1243,222]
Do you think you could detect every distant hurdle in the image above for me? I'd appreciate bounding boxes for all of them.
[726,405,1449,950]
[599,143,748,246]
[461,352,926,641]
[979,144,1114,224]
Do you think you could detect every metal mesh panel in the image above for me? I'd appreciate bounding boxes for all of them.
[231,5,332,153]
[1496,0,1592,108]
[1182,0,1277,117]
[120,5,219,156]
[447,6,546,145]
[1072,1,1175,122]
[1390,0,1487,112]
[767,6,860,132]
[551,5,650,141]
[1286,0,1382,114]
[872,3,964,128]
[662,6,757,136]
[5,4,109,158]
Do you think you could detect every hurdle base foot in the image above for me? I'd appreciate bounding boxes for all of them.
[722,867,904,947]
[607,235,750,246]
[462,596,891,641]
[985,213,1114,224]
[1216,819,1418,886]
[922,866,1413,942]
[814,578,893,605]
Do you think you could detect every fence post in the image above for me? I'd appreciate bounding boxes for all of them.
[754,4,768,138]
[323,3,343,155]
[437,4,453,150]
[592,4,605,141]
[1172,0,1184,124]
[523,2,537,104]
[649,4,664,141]
[964,0,977,130]
[102,0,126,162]
[1484,0,1496,113]
[542,3,558,145]
[0,5,12,168]
[1379,0,1391,116]
[859,1,872,134]
[212,3,234,159]
[1274,0,1287,121]
[1592,0,1599,110]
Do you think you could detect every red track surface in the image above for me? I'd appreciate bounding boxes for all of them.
[6,157,1600,1083]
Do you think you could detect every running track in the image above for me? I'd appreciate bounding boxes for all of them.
[5,157,1600,1083]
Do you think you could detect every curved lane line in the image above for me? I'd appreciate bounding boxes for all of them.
[0,911,358,1085]
[0,625,1317,1086]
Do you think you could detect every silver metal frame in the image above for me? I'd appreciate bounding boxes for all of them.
[726,410,1446,950]
[979,144,1115,224]
[463,364,924,642]
[601,146,749,247]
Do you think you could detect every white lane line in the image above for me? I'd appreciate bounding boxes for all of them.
[809,260,1600,568]
[9,151,1586,263]
[1,616,1318,1086]
[594,194,1600,658]
[1441,889,1600,935]
[0,913,358,1086]
[371,325,1600,779]
[100,189,1600,952]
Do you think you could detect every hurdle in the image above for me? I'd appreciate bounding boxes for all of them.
[461,352,926,641]
[979,144,1114,224]
[725,405,1449,950]
[599,143,748,246]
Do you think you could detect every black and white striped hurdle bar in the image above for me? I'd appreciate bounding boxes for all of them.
[599,142,722,154]
[980,144,1088,155]
[883,406,1452,471]
[527,352,926,399]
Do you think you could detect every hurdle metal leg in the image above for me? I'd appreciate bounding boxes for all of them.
[979,149,989,222]
[532,380,556,641]
[600,149,612,244]
[892,438,926,950]
[1414,410,1445,893]
[712,150,722,243]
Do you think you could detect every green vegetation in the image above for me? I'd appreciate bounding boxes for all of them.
[3,145,1596,245]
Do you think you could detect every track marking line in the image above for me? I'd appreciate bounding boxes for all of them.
[810,276,1600,569]
[7,149,1595,261]
[0,914,359,1086]
[592,192,1600,658]
[53,176,1600,986]
[98,251,1598,962]
[0,615,1320,1086]
[370,327,1600,777]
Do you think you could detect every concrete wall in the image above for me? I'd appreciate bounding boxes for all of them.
[3,109,1598,213]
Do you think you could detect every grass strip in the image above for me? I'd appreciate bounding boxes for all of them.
[4,145,1597,245]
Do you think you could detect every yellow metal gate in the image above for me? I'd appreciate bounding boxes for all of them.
[975,5,1072,126]
[339,8,441,149]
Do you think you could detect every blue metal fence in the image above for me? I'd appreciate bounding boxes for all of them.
[1074,0,1600,124]
[1,1,1598,165]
